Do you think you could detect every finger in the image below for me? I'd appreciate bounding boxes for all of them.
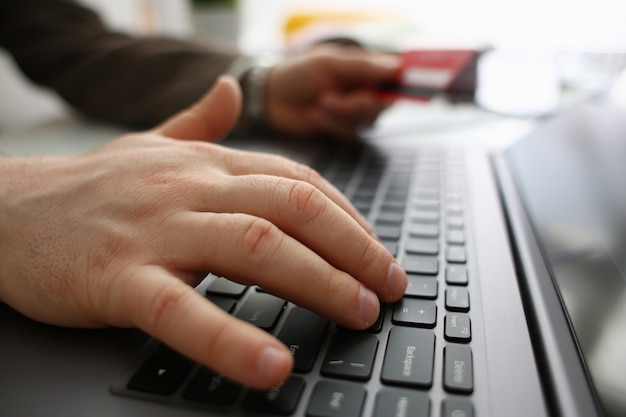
[214,148,376,237]
[155,76,242,142]
[320,91,388,127]
[171,173,405,303]
[115,264,293,390]
[165,212,384,329]
[214,176,405,301]
[324,51,401,87]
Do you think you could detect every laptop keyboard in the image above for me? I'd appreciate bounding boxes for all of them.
[111,143,479,417]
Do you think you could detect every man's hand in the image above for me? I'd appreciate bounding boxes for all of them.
[266,44,400,140]
[0,77,407,390]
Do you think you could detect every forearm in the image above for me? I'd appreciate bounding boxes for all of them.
[0,0,239,127]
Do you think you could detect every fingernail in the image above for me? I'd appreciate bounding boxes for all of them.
[359,287,380,326]
[387,262,407,299]
[257,346,291,385]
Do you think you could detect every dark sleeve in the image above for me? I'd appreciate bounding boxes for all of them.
[0,0,240,128]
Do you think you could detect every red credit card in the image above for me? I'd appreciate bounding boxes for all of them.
[377,49,477,102]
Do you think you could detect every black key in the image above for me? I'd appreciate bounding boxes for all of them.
[127,354,192,395]
[405,237,439,255]
[446,265,468,285]
[373,388,430,417]
[243,376,305,415]
[307,380,366,417]
[446,230,465,245]
[235,292,286,331]
[276,307,328,373]
[321,332,378,381]
[183,368,241,405]
[442,398,474,417]
[408,223,439,238]
[381,327,435,388]
[393,299,437,328]
[205,277,247,297]
[206,295,237,313]
[444,345,473,393]
[404,275,438,299]
[445,314,472,342]
[446,246,467,264]
[374,225,402,240]
[402,255,438,275]
[446,287,470,312]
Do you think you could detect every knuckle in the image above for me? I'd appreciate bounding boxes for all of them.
[145,282,189,331]
[238,216,281,259]
[286,180,327,225]
[356,236,378,272]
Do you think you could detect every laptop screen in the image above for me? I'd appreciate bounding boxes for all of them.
[505,97,626,417]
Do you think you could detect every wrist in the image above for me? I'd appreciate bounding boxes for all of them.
[226,54,279,134]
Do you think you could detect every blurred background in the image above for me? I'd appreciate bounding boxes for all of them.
[1,0,625,131]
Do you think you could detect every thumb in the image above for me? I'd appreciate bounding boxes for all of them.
[155,75,242,142]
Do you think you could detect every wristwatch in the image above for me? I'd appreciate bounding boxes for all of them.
[226,54,279,133]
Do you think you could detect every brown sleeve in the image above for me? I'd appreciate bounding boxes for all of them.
[0,0,240,128]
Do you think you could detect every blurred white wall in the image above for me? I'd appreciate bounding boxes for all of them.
[238,0,626,53]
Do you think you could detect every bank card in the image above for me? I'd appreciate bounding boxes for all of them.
[377,49,478,102]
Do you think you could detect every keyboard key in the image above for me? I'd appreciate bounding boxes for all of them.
[127,354,192,395]
[446,246,467,264]
[402,255,438,275]
[205,277,247,297]
[376,210,404,225]
[446,265,468,285]
[307,380,366,417]
[405,237,439,255]
[276,307,328,373]
[381,327,435,388]
[443,345,474,393]
[392,299,437,328]
[206,295,237,313]
[373,389,430,417]
[411,211,440,224]
[321,332,378,381]
[374,224,402,240]
[446,287,470,312]
[404,275,438,299]
[445,314,472,342]
[183,368,241,405]
[235,292,286,331]
[442,398,474,417]
[447,216,464,229]
[446,230,465,244]
[413,200,440,212]
[380,240,398,257]
[243,376,306,414]
[408,223,439,238]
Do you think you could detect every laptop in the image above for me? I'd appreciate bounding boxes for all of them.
[2,75,626,417]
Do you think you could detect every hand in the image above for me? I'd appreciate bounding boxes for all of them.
[266,44,400,140]
[0,77,407,389]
